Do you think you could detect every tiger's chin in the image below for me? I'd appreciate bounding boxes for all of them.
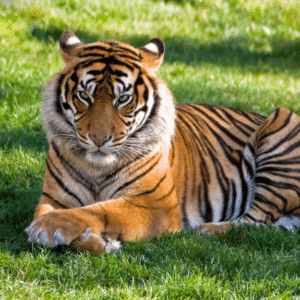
[85,150,119,166]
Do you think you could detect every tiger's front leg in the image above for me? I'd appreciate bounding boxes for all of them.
[25,204,112,254]
[26,193,181,254]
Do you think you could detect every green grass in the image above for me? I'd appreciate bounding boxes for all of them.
[1,0,300,298]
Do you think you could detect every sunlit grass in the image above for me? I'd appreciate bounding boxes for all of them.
[1,0,300,298]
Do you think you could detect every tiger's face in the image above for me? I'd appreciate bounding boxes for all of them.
[43,31,175,165]
[61,60,143,156]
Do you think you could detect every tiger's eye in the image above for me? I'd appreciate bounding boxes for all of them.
[119,95,130,103]
[78,91,90,101]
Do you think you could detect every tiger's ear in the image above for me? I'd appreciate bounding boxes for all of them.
[59,30,84,63]
[139,38,165,74]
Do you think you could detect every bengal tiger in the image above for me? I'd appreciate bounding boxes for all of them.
[25,30,300,254]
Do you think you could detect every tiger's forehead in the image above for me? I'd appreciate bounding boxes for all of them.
[64,60,137,100]
[78,40,141,62]
[62,41,142,98]
[75,59,139,87]
[78,65,136,94]
[70,41,142,81]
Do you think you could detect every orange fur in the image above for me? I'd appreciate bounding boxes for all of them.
[26,32,300,253]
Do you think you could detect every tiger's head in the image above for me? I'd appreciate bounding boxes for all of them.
[43,31,175,166]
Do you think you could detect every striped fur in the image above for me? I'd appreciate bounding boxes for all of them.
[26,31,300,253]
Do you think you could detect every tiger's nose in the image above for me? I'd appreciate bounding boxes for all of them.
[89,134,111,147]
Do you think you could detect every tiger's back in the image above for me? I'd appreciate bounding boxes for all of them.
[172,103,266,227]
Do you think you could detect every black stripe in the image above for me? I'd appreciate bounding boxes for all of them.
[94,77,107,89]
[70,72,78,83]
[74,111,89,122]
[166,202,179,213]
[133,104,148,117]
[106,57,135,71]
[243,156,255,179]
[82,43,140,59]
[116,45,140,58]
[220,108,258,135]
[63,77,69,103]
[125,186,176,212]
[258,154,300,167]
[190,103,266,125]
[79,53,105,58]
[251,200,276,222]
[52,142,90,187]
[243,212,259,223]
[175,125,190,226]
[156,184,175,202]
[103,213,109,228]
[170,140,175,168]
[46,154,85,206]
[134,173,167,197]
[128,152,161,177]
[87,70,105,76]
[288,205,300,214]
[116,54,140,61]
[115,78,125,88]
[202,174,213,222]
[176,112,209,156]
[230,180,238,219]
[246,143,256,158]
[236,108,266,124]
[118,115,132,126]
[62,102,71,110]
[258,127,300,160]
[257,165,300,175]
[184,104,247,147]
[112,69,128,77]
[256,175,300,195]
[68,70,80,98]
[132,93,159,137]
[46,155,62,177]
[80,57,135,71]
[98,152,147,191]
[238,168,250,218]
[111,154,162,198]
[55,74,65,115]
[255,184,288,209]
[260,110,293,141]
[83,45,113,52]
[127,200,157,210]
[42,192,68,209]
[189,108,244,165]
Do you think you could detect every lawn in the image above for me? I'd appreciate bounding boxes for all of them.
[1,0,300,298]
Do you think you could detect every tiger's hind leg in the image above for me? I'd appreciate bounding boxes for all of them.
[198,107,300,235]
[244,107,300,231]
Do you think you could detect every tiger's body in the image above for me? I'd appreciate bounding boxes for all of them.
[26,31,300,254]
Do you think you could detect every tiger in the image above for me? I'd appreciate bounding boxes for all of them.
[26,30,300,254]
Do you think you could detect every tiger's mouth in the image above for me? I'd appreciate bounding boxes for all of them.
[89,149,109,157]
[83,143,123,157]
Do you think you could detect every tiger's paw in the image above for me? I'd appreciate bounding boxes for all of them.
[72,231,123,254]
[25,211,123,254]
[25,210,91,248]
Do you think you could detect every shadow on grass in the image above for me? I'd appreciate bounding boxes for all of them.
[29,24,300,77]
[0,185,41,253]
[1,159,45,255]
[0,127,48,153]
[0,127,46,254]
